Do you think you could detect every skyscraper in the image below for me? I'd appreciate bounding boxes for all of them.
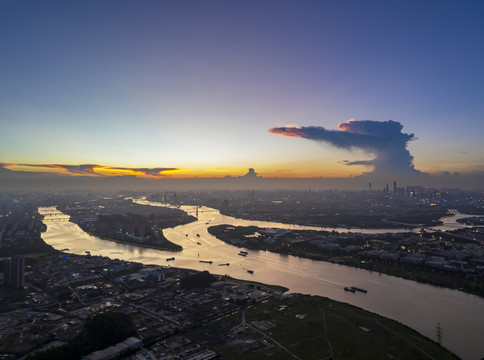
[3,256,25,290]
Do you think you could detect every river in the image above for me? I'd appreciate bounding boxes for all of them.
[38,202,484,360]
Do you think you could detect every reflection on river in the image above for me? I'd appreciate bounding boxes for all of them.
[39,202,484,360]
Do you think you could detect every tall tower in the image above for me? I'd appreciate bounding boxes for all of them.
[393,180,397,193]
[3,256,25,290]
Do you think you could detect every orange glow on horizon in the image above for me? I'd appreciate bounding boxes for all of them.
[95,166,143,177]
[2,162,372,179]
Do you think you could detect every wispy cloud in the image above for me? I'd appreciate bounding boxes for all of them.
[1,163,179,178]
[269,119,421,175]
[0,163,17,168]
[21,164,101,175]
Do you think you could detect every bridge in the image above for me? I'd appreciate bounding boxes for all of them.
[42,217,70,222]
[182,206,218,218]
[40,212,67,217]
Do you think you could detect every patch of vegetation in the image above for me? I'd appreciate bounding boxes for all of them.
[386,209,449,226]
[456,216,484,225]
[27,311,136,360]
[181,270,216,289]
[453,206,484,215]
[82,311,136,350]
[213,295,457,360]
[0,237,57,259]
[220,275,289,293]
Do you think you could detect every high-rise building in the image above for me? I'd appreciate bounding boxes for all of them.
[393,181,397,193]
[3,256,25,290]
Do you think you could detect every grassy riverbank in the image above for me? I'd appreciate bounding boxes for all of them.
[188,293,457,360]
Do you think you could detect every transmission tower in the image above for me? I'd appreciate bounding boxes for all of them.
[436,322,443,345]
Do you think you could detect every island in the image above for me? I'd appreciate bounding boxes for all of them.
[59,197,197,251]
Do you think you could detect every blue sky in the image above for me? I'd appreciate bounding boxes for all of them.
[1,0,483,179]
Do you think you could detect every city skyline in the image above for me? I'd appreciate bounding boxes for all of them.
[1,1,484,188]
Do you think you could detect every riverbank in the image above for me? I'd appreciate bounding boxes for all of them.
[207,293,457,360]
[208,224,484,298]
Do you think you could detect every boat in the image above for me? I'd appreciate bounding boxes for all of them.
[85,251,90,254]
[247,270,254,274]
[166,257,175,261]
[238,253,247,257]
[239,251,248,255]
[199,260,213,264]
[219,263,230,266]
[344,287,356,293]
[351,286,368,293]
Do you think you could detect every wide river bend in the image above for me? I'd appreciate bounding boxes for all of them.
[39,202,484,360]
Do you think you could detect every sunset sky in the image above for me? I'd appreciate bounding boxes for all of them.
[1,1,483,181]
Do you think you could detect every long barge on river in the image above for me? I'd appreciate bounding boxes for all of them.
[344,286,368,293]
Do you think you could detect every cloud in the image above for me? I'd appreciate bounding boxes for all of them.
[269,119,421,175]
[21,164,101,175]
[0,162,15,169]
[6,163,179,177]
[99,166,179,177]
[0,163,15,174]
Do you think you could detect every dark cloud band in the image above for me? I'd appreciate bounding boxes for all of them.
[1,163,178,177]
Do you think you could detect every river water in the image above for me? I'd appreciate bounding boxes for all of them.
[38,202,484,360]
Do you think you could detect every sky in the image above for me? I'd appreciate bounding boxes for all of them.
[1,1,484,186]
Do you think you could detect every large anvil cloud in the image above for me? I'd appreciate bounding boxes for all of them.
[269,120,420,175]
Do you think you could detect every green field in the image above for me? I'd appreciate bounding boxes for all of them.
[207,294,457,360]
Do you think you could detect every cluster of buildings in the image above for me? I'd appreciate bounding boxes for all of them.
[218,223,484,279]
[170,187,484,230]
[294,229,484,276]
[0,253,280,359]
